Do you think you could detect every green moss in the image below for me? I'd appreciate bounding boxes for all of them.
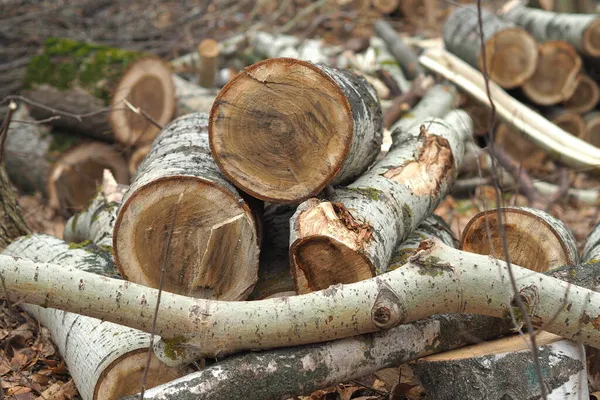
[163,336,190,360]
[68,239,92,249]
[348,187,382,201]
[503,306,524,325]
[416,256,451,277]
[24,38,143,103]
[99,244,113,253]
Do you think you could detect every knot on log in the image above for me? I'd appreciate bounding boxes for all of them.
[371,284,405,329]
[509,285,541,327]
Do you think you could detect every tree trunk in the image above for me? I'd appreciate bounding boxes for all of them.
[443,4,538,89]
[583,111,600,147]
[411,331,588,400]
[372,20,423,80]
[114,112,261,300]
[460,206,579,271]
[197,39,219,88]
[5,106,129,212]
[2,234,189,400]
[502,5,600,56]
[247,204,297,300]
[289,114,464,294]
[546,107,587,137]
[209,58,383,204]
[522,41,582,105]
[23,38,176,146]
[563,73,600,113]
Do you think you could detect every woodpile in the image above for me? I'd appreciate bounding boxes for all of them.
[4,4,600,398]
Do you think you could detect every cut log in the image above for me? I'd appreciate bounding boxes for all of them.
[419,47,600,171]
[172,74,218,117]
[502,5,600,57]
[583,111,600,147]
[460,206,579,272]
[128,144,150,175]
[290,115,464,294]
[4,106,129,212]
[563,73,600,113]
[2,234,189,400]
[372,20,423,80]
[411,332,588,400]
[209,58,383,203]
[197,39,219,88]
[443,4,538,89]
[248,204,297,300]
[114,112,261,300]
[522,41,582,105]
[371,0,398,14]
[23,38,176,145]
[494,122,547,171]
[546,107,587,137]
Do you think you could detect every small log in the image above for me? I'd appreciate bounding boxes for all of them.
[563,73,600,113]
[173,74,218,117]
[460,206,579,272]
[443,4,538,89]
[546,107,587,137]
[522,41,582,105]
[503,5,600,57]
[373,20,423,80]
[2,234,189,400]
[209,58,383,203]
[114,112,261,300]
[371,0,398,14]
[5,106,129,212]
[583,111,600,147]
[23,38,176,145]
[494,122,547,171]
[411,332,588,400]
[290,115,463,294]
[248,204,297,300]
[197,39,219,88]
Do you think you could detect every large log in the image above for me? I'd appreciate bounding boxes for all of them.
[564,73,600,113]
[209,58,383,203]
[5,106,129,212]
[23,38,176,145]
[411,332,588,399]
[114,112,261,300]
[443,4,538,89]
[289,114,464,294]
[2,234,188,400]
[503,5,600,57]
[522,41,582,105]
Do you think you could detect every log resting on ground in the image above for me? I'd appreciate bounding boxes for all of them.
[209,57,383,204]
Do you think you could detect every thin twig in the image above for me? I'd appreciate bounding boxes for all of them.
[122,99,164,130]
[139,192,183,399]
[2,95,111,121]
[0,101,17,163]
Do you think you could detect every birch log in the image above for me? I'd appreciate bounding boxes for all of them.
[2,234,188,400]
[411,332,588,400]
[443,4,538,89]
[247,204,297,300]
[209,58,383,203]
[419,47,600,171]
[23,38,176,145]
[502,5,600,57]
[564,73,600,113]
[522,41,582,105]
[7,240,600,356]
[583,111,600,147]
[460,206,579,271]
[5,106,129,212]
[113,112,261,300]
[289,115,463,294]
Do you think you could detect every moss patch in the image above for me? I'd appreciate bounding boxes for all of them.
[162,335,190,360]
[347,187,382,201]
[68,239,92,249]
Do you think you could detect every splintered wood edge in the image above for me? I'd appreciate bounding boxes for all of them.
[564,74,600,114]
[414,331,561,362]
[113,176,260,300]
[459,208,574,272]
[479,28,538,89]
[109,56,176,146]
[290,201,374,294]
[522,41,582,105]
[95,348,186,400]
[48,142,129,211]
[208,57,354,203]
[583,18,600,57]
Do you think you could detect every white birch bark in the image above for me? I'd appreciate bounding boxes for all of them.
[584,222,600,263]
[2,234,187,400]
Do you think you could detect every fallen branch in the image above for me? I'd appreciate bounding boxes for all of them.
[373,20,423,80]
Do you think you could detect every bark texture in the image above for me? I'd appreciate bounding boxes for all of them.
[209,58,383,203]
[503,5,600,56]
[289,115,464,293]
[2,234,187,400]
[114,112,260,300]
[412,332,588,400]
[443,4,538,88]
